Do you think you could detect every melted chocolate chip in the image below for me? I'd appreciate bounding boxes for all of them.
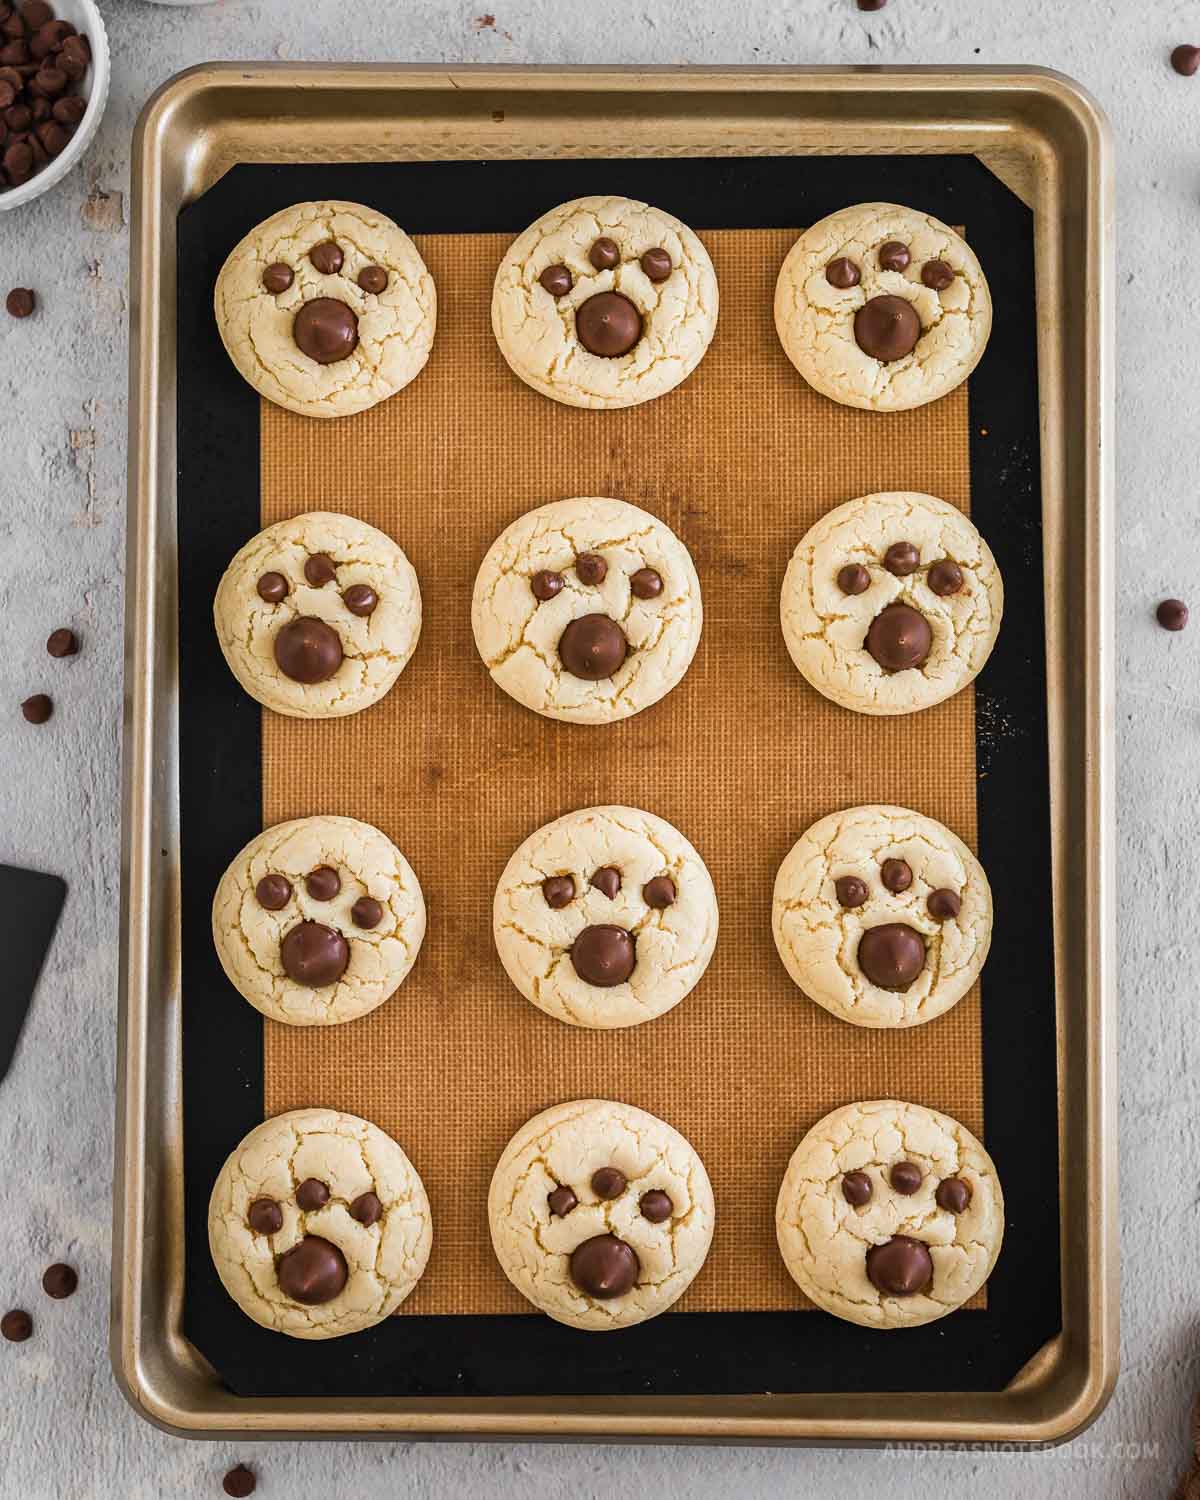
[835,875,868,909]
[293,297,359,364]
[865,1235,932,1296]
[296,1177,330,1212]
[276,1234,348,1304]
[639,1189,673,1222]
[630,567,663,599]
[274,617,343,683]
[854,294,921,362]
[309,240,344,275]
[542,874,575,909]
[343,584,378,617]
[247,1198,283,1235]
[936,1177,972,1213]
[280,921,349,987]
[837,563,870,596]
[255,874,292,911]
[571,924,636,987]
[588,236,620,270]
[640,247,672,282]
[262,262,293,294]
[642,875,676,909]
[547,1185,578,1217]
[927,888,961,921]
[569,1234,639,1298]
[350,1191,383,1226]
[256,571,289,603]
[826,256,861,289]
[558,613,628,679]
[883,541,920,576]
[531,569,564,601]
[591,1166,627,1199]
[590,866,621,900]
[865,603,932,672]
[928,558,964,596]
[858,923,925,990]
[921,259,954,292]
[878,240,910,271]
[539,263,572,297]
[304,553,336,586]
[357,265,388,295]
[880,858,912,893]
[841,1171,872,1207]
[306,865,341,901]
[889,1161,923,1195]
[576,291,642,357]
[576,552,608,586]
[351,896,383,929]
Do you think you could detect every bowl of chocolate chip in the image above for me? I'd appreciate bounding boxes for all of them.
[0,0,108,210]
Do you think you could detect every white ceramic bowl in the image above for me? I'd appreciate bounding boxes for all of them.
[0,0,109,212]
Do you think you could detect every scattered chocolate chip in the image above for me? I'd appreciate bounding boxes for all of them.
[308,240,343,275]
[295,1177,330,1212]
[547,1185,578,1217]
[222,1465,257,1499]
[857,0,887,9]
[576,551,608,585]
[630,567,663,599]
[591,1166,627,1199]
[5,285,32,316]
[255,874,292,911]
[639,1189,673,1222]
[541,874,575,909]
[293,297,359,364]
[854,293,921,362]
[1172,44,1200,76]
[351,896,382,929]
[256,571,288,603]
[826,256,860,289]
[858,923,925,990]
[878,239,910,271]
[575,290,642,357]
[927,888,961,921]
[835,875,868,909]
[262,262,293,294]
[273,616,343,683]
[642,875,676,909]
[357,265,387,295]
[539,263,572,297]
[936,1177,972,1213]
[558,613,628,679]
[342,583,378,617]
[928,558,964,596]
[590,866,621,899]
[881,857,913,893]
[883,540,920,576]
[921,259,955,292]
[20,693,50,723]
[569,1234,639,1298]
[571,924,636,987]
[890,1160,923,1195]
[865,1235,932,1296]
[276,1235,347,1304]
[45,627,76,657]
[350,1191,382,1226]
[588,236,620,270]
[279,921,349,987]
[640,247,672,281]
[306,865,341,901]
[304,553,335,586]
[1,1309,31,1342]
[531,569,564,601]
[837,563,870,595]
[1157,598,1189,631]
[247,1197,283,1235]
[41,1263,76,1299]
[841,1170,872,1206]
[865,602,932,672]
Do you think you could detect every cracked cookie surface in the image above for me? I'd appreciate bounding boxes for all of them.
[214,511,422,719]
[208,1108,432,1339]
[214,199,435,419]
[776,1099,1003,1328]
[212,815,426,1026]
[488,1098,715,1330]
[774,202,992,412]
[494,805,718,1029]
[491,195,718,409]
[472,497,702,724]
[773,804,991,1029]
[781,490,1003,716]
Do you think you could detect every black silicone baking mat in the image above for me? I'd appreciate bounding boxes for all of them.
[177,155,1057,1399]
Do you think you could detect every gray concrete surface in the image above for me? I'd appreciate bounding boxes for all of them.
[0,0,1174,1494]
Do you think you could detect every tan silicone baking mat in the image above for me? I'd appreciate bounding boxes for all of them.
[259,227,981,1315]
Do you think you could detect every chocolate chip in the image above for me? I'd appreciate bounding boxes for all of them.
[858,923,925,990]
[571,924,636,986]
[5,285,32,316]
[222,1465,257,1499]
[350,1191,382,1226]
[541,874,575,909]
[883,540,920,576]
[3,140,30,181]
[256,571,288,603]
[841,1171,872,1206]
[49,92,81,125]
[306,865,340,901]
[630,567,663,599]
[343,583,378,617]
[31,64,63,96]
[20,2,51,27]
[865,602,932,672]
[591,1166,626,1199]
[255,874,292,911]
[295,1177,330,1212]
[5,101,29,129]
[878,239,910,271]
[928,558,964,596]
[575,290,642,357]
[59,32,86,64]
[857,0,887,8]
[921,259,955,292]
[31,19,70,57]
[889,1161,922,1195]
[547,1185,578,1217]
[531,569,564,601]
[293,297,359,364]
[247,1197,283,1235]
[41,1262,76,1298]
[569,1234,639,1298]
[357,265,387,295]
[1157,598,1189,631]
[576,551,608,585]
[1172,43,1200,75]
[927,888,961,921]
[29,95,47,120]
[936,1177,972,1213]
[640,247,672,281]
[588,236,619,270]
[273,617,343,683]
[32,117,64,153]
[835,875,868,909]
[1,1309,31,1342]
[262,262,293,294]
[837,563,870,595]
[558,613,628,679]
[309,240,343,275]
[276,1234,348,1304]
[590,866,621,899]
[639,1189,673,1222]
[539,263,572,297]
[880,857,912,893]
[865,1235,932,1296]
[0,39,27,65]
[304,553,335,586]
[642,875,676,908]
[351,896,382,929]
[854,293,921,361]
[826,256,860,289]
[279,921,349,987]
[0,80,13,107]
[20,693,50,723]
[45,627,76,657]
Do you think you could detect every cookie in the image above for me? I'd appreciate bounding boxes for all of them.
[494,805,718,1030]
[208,1108,432,1339]
[213,511,422,719]
[780,491,1003,716]
[772,804,991,1029]
[774,202,992,412]
[491,195,718,409]
[488,1099,715,1330]
[472,497,702,724]
[212,815,426,1026]
[776,1099,1004,1328]
[214,199,436,419]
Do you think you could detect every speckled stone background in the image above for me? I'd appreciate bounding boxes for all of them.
[0,1,1173,1496]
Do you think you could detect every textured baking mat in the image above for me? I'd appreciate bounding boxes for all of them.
[178,155,1058,1397]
